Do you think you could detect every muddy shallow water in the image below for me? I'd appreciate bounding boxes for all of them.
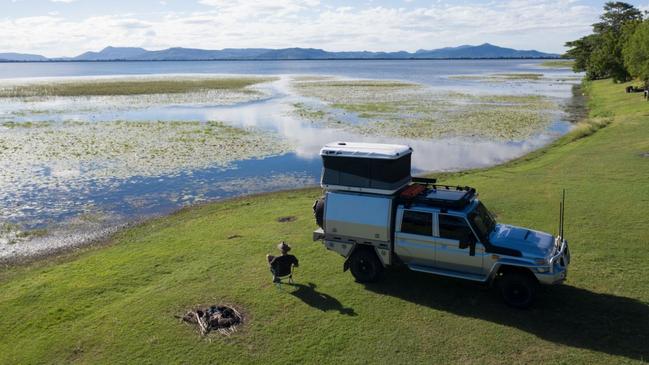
[0,60,581,261]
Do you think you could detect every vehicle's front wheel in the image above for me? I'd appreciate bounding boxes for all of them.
[349,248,384,283]
[499,271,537,309]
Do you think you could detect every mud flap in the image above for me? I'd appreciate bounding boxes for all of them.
[343,257,351,272]
[343,244,357,272]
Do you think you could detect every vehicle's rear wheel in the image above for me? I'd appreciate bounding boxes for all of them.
[349,248,383,283]
[499,271,537,309]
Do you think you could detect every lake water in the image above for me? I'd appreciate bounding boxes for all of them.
[0,59,580,260]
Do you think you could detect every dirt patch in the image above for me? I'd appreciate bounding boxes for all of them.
[227,234,242,239]
[181,304,244,336]
[640,152,649,158]
[276,216,297,223]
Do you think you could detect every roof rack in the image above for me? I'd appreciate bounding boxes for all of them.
[399,178,477,210]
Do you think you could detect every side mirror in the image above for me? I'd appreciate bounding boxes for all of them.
[459,235,477,256]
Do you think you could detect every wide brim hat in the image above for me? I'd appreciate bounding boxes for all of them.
[277,241,291,252]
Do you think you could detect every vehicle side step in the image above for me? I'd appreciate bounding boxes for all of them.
[407,264,488,282]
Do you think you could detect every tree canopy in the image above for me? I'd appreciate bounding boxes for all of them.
[564,2,646,83]
[623,20,649,85]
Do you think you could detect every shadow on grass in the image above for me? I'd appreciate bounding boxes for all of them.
[365,269,649,361]
[289,282,357,316]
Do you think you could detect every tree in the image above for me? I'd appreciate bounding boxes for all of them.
[563,2,643,81]
[623,20,649,86]
[593,2,642,34]
[564,35,599,73]
[587,21,640,82]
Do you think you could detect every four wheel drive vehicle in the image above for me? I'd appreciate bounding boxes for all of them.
[312,142,571,308]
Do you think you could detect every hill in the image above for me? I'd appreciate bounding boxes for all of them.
[71,46,148,61]
[414,43,556,58]
[0,52,48,61]
[0,44,560,61]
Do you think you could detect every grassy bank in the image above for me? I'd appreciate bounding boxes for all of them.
[1,80,648,364]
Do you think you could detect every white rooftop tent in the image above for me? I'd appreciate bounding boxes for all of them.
[319,142,413,195]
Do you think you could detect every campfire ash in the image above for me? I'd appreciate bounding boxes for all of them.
[181,305,243,336]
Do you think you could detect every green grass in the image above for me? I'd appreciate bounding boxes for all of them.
[1,80,649,364]
[0,77,274,97]
[540,60,575,68]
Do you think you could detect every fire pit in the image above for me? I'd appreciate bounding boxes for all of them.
[181,304,243,336]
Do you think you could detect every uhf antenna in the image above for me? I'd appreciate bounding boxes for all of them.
[559,189,566,240]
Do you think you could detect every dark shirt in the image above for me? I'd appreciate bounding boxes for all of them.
[270,254,299,277]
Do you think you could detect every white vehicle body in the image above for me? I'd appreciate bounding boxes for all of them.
[312,142,571,307]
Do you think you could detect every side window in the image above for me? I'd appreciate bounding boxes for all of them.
[438,214,476,243]
[400,210,432,236]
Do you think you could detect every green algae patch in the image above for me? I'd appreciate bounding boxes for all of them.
[0,77,276,97]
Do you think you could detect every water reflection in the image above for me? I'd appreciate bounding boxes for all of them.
[10,77,571,171]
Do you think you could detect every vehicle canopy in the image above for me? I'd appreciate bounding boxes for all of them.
[320,142,412,195]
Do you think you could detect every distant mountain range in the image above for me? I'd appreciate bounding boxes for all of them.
[0,52,49,61]
[0,43,559,62]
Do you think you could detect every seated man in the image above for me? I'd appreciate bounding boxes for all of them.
[266,241,299,283]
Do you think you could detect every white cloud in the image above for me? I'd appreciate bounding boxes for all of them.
[0,0,602,57]
[50,0,79,3]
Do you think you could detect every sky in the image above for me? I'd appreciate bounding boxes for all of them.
[1,0,648,57]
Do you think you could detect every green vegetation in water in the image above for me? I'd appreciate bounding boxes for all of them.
[0,77,276,97]
[0,223,47,245]
[0,80,648,363]
[1,121,53,128]
[292,103,326,120]
[540,60,575,68]
[365,108,552,140]
[330,102,398,113]
[493,73,544,80]
[449,73,545,81]
[292,78,560,141]
[0,120,291,190]
[292,79,421,104]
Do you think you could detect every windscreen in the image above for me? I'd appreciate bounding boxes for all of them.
[469,202,496,241]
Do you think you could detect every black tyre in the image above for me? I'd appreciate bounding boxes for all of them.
[349,248,383,283]
[499,271,537,309]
